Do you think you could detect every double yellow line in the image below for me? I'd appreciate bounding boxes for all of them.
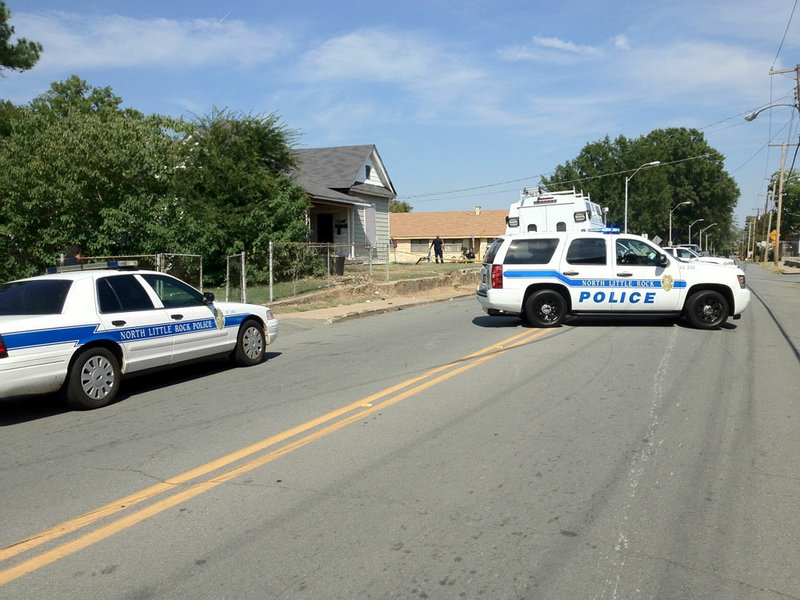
[0,327,550,585]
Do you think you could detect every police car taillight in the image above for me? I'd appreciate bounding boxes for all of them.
[0,335,7,358]
[491,265,503,289]
[737,274,746,289]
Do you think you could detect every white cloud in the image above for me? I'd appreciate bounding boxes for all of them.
[296,30,488,106]
[614,35,630,51]
[532,35,602,57]
[498,34,604,64]
[15,11,290,71]
[614,41,775,104]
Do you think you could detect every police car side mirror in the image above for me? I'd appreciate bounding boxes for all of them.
[203,291,215,304]
[658,254,669,267]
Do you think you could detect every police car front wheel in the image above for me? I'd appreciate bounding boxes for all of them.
[65,348,121,410]
[234,319,265,366]
[685,290,729,330]
[524,289,566,328]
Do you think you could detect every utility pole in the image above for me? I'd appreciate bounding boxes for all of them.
[762,189,773,264]
[765,63,800,265]
[749,209,759,260]
[775,143,787,266]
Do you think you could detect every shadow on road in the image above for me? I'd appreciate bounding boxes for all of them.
[0,352,282,426]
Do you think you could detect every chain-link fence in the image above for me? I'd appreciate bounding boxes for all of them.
[86,245,478,306]
[230,242,479,304]
[86,253,204,290]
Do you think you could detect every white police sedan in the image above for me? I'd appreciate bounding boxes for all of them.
[0,262,278,410]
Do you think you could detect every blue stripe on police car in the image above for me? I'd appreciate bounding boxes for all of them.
[503,269,686,289]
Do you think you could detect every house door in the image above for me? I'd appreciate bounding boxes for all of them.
[317,214,334,243]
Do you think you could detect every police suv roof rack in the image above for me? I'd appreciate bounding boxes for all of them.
[46,260,139,274]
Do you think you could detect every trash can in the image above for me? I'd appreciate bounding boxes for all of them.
[333,256,345,276]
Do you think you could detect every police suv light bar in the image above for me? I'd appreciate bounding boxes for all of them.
[46,260,139,274]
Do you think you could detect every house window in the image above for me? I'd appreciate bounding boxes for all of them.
[443,239,462,253]
[365,165,372,180]
[411,239,429,252]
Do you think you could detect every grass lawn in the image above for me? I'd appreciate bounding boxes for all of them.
[208,261,481,305]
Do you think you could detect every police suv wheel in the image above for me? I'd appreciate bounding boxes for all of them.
[525,289,566,327]
[66,347,121,410]
[685,290,729,329]
[234,319,265,366]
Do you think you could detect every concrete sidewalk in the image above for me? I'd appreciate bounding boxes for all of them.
[272,285,476,324]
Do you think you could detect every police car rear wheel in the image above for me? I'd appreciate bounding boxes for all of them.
[65,348,121,410]
[525,289,566,327]
[234,319,265,366]
[686,290,729,329]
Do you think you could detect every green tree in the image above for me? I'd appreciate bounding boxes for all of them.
[0,98,21,136]
[171,108,309,282]
[542,128,739,249]
[772,168,800,244]
[390,199,413,212]
[0,1,42,74]
[0,78,183,278]
[29,75,125,116]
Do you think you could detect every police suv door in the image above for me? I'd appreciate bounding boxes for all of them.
[612,236,682,311]
[559,236,617,312]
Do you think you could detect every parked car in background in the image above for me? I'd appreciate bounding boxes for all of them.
[0,262,278,410]
[663,246,736,266]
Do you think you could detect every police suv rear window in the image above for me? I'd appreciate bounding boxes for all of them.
[503,238,559,264]
[483,238,504,264]
[0,280,72,315]
[566,238,607,265]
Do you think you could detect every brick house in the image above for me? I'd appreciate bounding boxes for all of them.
[389,207,506,263]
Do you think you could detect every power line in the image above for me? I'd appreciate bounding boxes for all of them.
[771,0,799,70]
[397,154,712,203]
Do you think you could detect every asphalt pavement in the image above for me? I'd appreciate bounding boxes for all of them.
[273,260,800,331]
[743,261,800,358]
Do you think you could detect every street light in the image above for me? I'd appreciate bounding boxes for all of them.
[669,201,691,246]
[688,218,704,245]
[745,102,799,266]
[744,104,798,121]
[699,223,718,252]
[624,161,661,233]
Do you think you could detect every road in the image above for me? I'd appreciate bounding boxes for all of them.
[1,263,798,599]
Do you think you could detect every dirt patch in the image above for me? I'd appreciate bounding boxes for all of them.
[271,269,480,312]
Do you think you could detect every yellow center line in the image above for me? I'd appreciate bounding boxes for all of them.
[0,327,550,585]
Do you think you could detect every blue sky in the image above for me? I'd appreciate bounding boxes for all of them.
[4,0,800,228]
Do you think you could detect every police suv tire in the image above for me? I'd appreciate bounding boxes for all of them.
[234,319,265,366]
[685,290,729,330]
[65,347,121,410]
[524,289,566,327]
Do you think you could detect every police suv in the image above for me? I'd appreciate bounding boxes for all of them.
[0,262,279,410]
[476,231,751,329]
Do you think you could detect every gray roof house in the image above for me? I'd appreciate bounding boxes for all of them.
[292,145,396,261]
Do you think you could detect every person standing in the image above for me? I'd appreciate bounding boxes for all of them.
[430,235,444,264]
[63,245,83,266]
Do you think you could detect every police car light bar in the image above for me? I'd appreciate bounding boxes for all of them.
[46,260,139,274]
[588,227,621,234]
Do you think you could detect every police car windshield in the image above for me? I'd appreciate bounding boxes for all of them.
[0,280,72,315]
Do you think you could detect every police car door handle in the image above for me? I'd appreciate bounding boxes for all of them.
[563,270,579,276]
[171,314,184,320]
[617,272,634,277]
[112,320,126,327]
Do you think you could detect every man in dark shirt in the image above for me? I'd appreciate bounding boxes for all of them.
[430,235,444,263]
